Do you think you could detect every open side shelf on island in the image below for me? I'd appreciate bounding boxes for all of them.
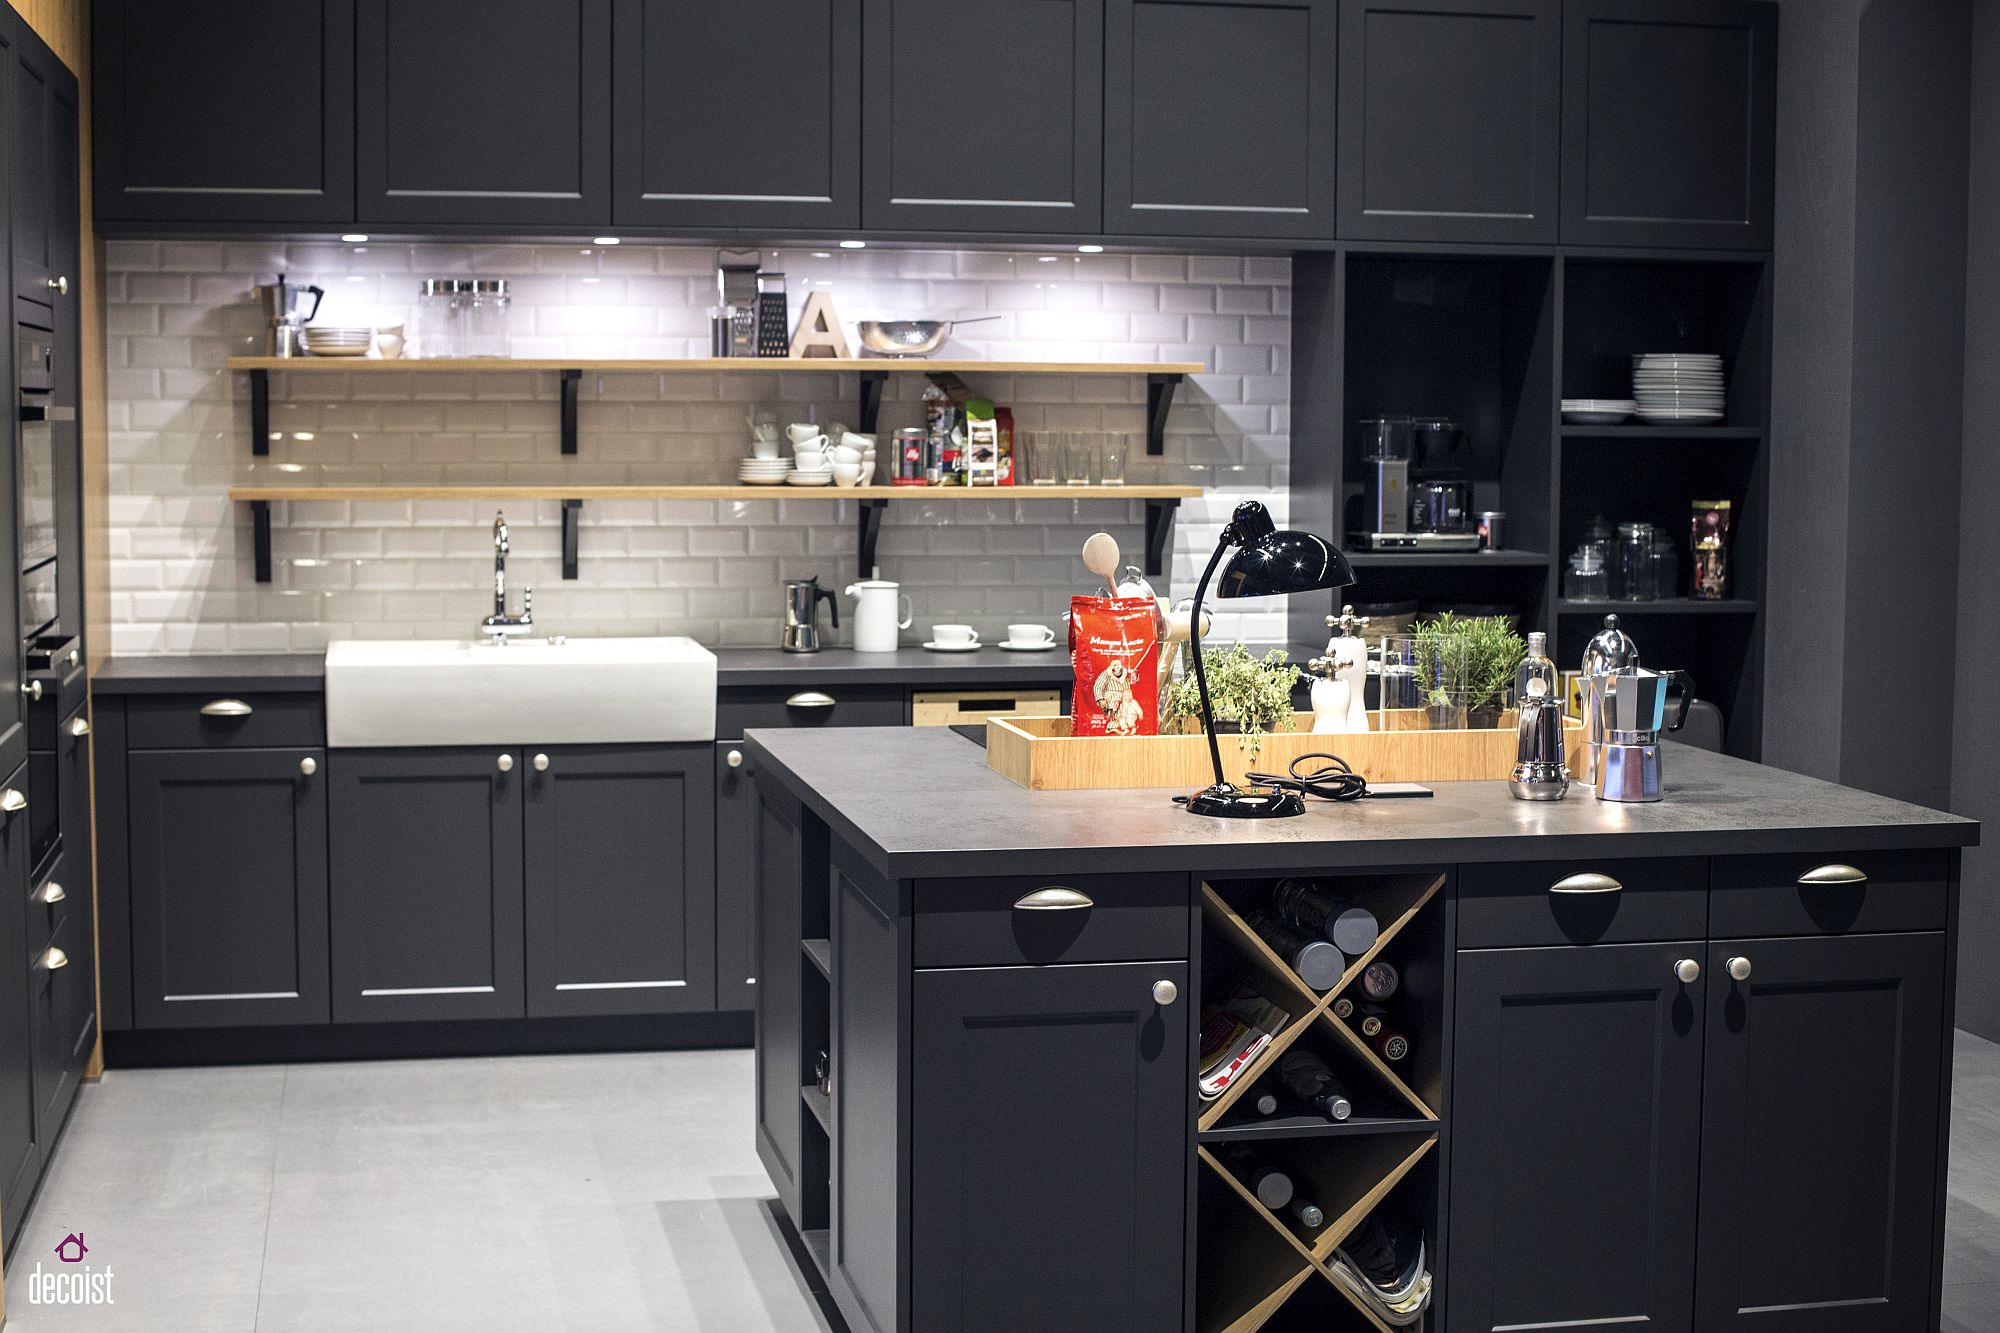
[227,356,1201,458]
[227,484,1198,584]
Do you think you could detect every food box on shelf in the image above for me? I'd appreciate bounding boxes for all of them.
[984,713,1586,791]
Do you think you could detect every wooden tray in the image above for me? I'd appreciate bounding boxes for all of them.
[985,712,1584,790]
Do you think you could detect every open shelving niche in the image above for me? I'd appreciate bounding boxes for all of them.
[226,356,1203,584]
[1194,872,1447,1333]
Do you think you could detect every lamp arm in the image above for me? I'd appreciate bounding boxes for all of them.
[1189,537,1234,791]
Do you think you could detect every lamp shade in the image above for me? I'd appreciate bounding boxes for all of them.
[1215,528,1353,599]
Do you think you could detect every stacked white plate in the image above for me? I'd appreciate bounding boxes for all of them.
[1561,398,1638,425]
[739,458,791,486]
[301,326,373,357]
[1631,353,1725,424]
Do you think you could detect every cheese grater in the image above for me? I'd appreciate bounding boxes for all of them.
[756,272,790,356]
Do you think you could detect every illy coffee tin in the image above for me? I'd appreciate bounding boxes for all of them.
[893,428,929,486]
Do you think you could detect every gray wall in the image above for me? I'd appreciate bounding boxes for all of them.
[1954,1,2000,1039]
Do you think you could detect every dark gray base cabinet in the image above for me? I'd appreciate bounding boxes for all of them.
[0,761,35,1251]
[714,741,758,1013]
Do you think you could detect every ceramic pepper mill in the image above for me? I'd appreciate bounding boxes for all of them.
[1307,605,1372,734]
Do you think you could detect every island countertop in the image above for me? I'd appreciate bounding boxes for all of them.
[744,725,1979,878]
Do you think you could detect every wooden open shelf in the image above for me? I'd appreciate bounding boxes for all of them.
[227,355,1207,375]
[227,483,1199,503]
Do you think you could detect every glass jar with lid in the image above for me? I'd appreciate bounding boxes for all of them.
[1618,522,1658,601]
[464,279,511,358]
[414,278,468,358]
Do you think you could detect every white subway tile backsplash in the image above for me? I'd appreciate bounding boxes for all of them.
[105,242,1293,653]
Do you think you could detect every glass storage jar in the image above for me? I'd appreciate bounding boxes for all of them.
[414,278,467,358]
[1618,523,1658,601]
[464,279,511,358]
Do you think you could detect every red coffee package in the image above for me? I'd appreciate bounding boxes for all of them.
[1070,596,1160,737]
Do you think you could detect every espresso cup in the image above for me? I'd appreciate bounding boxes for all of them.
[932,624,979,648]
[1005,624,1056,647]
[752,435,781,460]
[787,422,824,446]
[832,462,863,487]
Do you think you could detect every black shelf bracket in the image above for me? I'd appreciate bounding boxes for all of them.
[1144,497,1180,577]
[857,371,888,436]
[857,498,888,577]
[561,498,583,579]
[559,369,581,455]
[250,368,270,456]
[251,500,272,582]
[1145,373,1182,456]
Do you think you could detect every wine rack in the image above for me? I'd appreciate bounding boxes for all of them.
[1195,871,1447,1333]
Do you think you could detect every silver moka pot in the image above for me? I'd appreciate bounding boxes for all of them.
[1594,667,1695,802]
[782,577,839,653]
[1577,615,1639,786]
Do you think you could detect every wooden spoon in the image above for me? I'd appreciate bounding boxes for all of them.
[1081,531,1121,598]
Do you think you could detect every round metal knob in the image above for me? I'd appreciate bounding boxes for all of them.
[1728,956,1753,982]
[48,276,66,296]
[496,753,514,772]
[22,680,40,701]
[727,749,743,769]
[532,753,550,772]
[1675,959,1701,984]
[299,756,317,776]
[1152,979,1179,1006]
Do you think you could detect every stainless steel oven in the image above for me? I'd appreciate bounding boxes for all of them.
[18,322,63,641]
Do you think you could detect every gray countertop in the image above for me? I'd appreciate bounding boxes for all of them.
[90,647,1074,694]
[744,726,1979,878]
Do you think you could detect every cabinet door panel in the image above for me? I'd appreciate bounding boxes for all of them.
[862,0,1101,233]
[0,762,35,1250]
[329,749,523,1023]
[613,0,859,230]
[524,744,714,1017]
[1337,0,1558,243]
[1449,942,1705,1333]
[910,960,1189,1332]
[128,749,330,1029]
[714,742,756,1011]
[92,0,355,224]
[356,0,609,227]
[1560,0,1776,249]
[1106,0,1337,239]
[752,776,806,1225]
[1695,932,1945,1332]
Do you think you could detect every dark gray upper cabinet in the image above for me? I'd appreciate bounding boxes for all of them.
[328,749,524,1023]
[523,744,715,1018]
[10,41,70,305]
[910,960,1189,1331]
[127,748,330,1029]
[356,0,610,227]
[92,0,356,224]
[1560,0,1777,250]
[613,0,860,231]
[0,763,33,1252]
[1449,942,1705,1333]
[1337,0,1559,243]
[1695,932,1945,1331]
[714,741,756,1012]
[1105,0,1337,239]
[862,0,1101,234]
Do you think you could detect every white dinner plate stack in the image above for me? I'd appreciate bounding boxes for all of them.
[300,326,373,357]
[1631,353,1725,424]
[738,458,792,485]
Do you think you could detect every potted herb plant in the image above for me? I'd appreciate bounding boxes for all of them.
[1161,643,1300,759]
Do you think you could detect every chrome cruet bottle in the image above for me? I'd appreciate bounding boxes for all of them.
[1577,615,1639,787]
[1510,632,1570,801]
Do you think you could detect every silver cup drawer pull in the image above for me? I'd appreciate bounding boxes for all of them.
[41,947,67,971]
[1550,872,1623,895]
[1014,887,1095,911]
[200,699,254,718]
[1798,863,1868,887]
[0,789,25,814]
[786,691,836,709]
[67,716,90,738]
[34,881,64,905]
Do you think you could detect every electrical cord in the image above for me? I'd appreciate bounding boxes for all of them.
[1242,751,1369,802]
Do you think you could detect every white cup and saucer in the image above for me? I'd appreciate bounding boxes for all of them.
[999,624,1057,652]
[924,624,982,653]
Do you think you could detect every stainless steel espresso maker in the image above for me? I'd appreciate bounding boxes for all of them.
[1577,614,1639,787]
[782,576,839,653]
[254,275,324,357]
[1594,667,1695,802]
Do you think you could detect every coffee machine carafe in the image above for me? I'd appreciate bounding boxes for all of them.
[782,576,839,653]
[1355,416,1411,543]
[1594,668,1695,802]
[1577,614,1639,786]
[254,276,324,357]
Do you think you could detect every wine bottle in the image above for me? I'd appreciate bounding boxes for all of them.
[1353,1001,1394,1038]
[1253,1088,1281,1117]
[1331,995,1356,1021]
[1273,880,1380,955]
[1278,1048,1354,1121]
[1221,1145,1294,1210]
[1244,909,1347,991]
[1372,1026,1412,1063]
[1291,1198,1326,1232]
[1360,959,1400,1001]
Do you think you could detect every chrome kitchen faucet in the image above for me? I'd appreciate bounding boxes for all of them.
[480,510,533,644]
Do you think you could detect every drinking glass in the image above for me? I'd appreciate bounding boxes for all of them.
[1100,431,1130,485]
[1378,634,1469,730]
[1022,430,1059,485]
[1063,435,1096,487]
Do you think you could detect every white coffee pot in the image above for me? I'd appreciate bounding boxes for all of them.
[846,578,914,653]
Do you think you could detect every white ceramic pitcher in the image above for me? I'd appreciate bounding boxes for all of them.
[846,579,914,653]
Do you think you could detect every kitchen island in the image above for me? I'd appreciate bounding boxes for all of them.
[745,726,1977,1333]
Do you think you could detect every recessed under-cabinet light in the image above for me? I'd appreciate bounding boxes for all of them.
[340,234,368,243]
[592,236,621,246]
[1038,256,1060,263]
[1078,245,1105,254]
[839,240,866,249]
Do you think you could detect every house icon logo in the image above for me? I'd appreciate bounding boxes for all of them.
[54,1232,86,1263]
[27,1231,113,1305]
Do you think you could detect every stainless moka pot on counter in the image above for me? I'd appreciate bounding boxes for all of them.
[1577,614,1639,787]
[1594,667,1695,802]
[782,576,839,653]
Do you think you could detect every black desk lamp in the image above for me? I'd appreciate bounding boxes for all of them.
[1184,500,1354,818]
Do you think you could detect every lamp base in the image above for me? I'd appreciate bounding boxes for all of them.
[1184,782,1306,818]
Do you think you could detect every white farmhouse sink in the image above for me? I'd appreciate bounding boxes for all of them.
[324,637,717,748]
